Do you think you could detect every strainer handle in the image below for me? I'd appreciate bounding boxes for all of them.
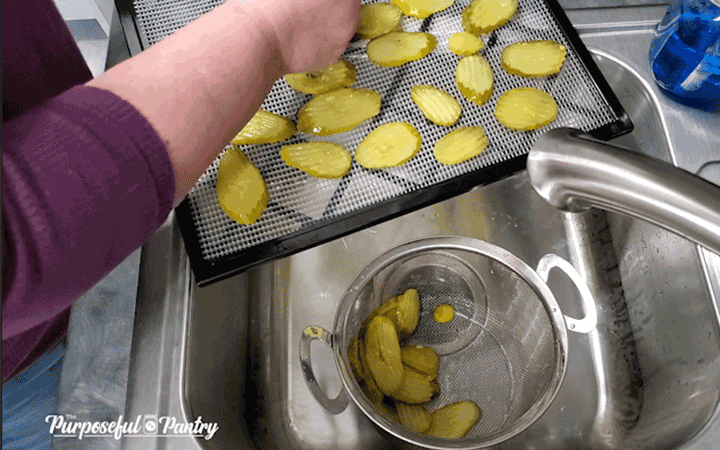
[536,254,598,334]
[299,325,350,414]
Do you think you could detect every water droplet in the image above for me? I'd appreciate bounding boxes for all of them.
[569,323,576,330]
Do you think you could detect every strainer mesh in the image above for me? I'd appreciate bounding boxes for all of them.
[129,0,629,282]
[343,248,558,441]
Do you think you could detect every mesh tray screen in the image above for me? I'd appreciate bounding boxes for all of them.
[131,0,628,277]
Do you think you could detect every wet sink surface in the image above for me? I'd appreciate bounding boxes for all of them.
[123,6,720,450]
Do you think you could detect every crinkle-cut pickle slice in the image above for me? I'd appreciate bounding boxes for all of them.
[462,0,518,35]
[456,55,494,106]
[392,366,436,404]
[365,315,404,396]
[284,60,357,95]
[355,122,422,169]
[434,126,488,165]
[425,400,482,439]
[502,40,567,77]
[411,85,462,127]
[384,289,421,335]
[392,0,455,19]
[280,142,352,178]
[357,3,403,40]
[216,148,268,225]
[495,87,558,131]
[231,110,296,145]
[367,32,437,67]
[401,345,439,378]
[448,31,484,55]
[297,88,382,136]
[397,403,432,433]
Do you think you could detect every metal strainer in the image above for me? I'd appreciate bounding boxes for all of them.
[300,236,596,449]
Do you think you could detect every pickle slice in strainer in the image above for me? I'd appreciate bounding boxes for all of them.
[401,345,439,379]
[397,403,433,433]
[365,315,404,396]
[367,32,437,67]
[392,366,436,404]
[357,3,403,40]
[425,400,482,439]
[456,55,494,106]
[462,0,518,35]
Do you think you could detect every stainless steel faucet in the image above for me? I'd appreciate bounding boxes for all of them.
[527,127,720,255]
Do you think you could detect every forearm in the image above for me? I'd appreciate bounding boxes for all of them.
[88,1,285,206]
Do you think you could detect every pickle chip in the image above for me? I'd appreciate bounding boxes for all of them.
[357,3,403,40]
[456,55,494,106]
[448,31,484,56]
[297,88,382,136]
[411,85,462,127]
[365,316,404,396]
[355,122,422,169]
[231,110,296,146]
[392,0,455,19]
[280,142,352,178]
[495,87,558,130]
[284,60,357,95]
[367,32,437,67]
[434,126,488,165]
[397,403,433,433]
[216,148,268,225]
[462,0,518,35]
[392,366,436,404]
[426,401,481,439]
[401,345,439,379]
[501,40,567,77]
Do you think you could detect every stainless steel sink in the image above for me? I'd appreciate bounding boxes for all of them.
[123,5,720,449]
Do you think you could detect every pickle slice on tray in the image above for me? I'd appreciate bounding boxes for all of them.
[392,0,455,19]
[456,55,494,106]
[280,142,353,178]
[501,40,567,77]
[216,148,269,225]
[365,315,405,395]
[355,122,422,169]
[495,87,558,130]
[231,110,296,146]
[425,400,482,439]
[367,32,437,67]
[434,126,488,165]
[462,0,518,35]
[357,3,403,40]
[411,85,462,127]
[448,31,485,56]
[297,88,382,136]
[284,60,357,95]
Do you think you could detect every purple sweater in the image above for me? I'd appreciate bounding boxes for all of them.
[2,0,176,382]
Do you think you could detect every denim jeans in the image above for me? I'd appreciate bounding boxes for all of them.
[2,341,65,450]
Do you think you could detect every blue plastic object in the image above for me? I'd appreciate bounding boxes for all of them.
[648,0,720,106]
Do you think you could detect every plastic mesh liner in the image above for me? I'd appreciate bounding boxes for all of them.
[130,0,631,282]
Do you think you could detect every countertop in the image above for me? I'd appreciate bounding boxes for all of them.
[53,1,699,450]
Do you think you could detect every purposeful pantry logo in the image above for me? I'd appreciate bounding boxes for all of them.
[46,414,219,440]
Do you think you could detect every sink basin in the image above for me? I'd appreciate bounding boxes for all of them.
[123,5,720,450]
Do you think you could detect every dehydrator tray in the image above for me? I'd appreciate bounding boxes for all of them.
[121,0,633,286]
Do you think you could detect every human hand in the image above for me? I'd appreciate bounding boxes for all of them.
[246,0,360,74]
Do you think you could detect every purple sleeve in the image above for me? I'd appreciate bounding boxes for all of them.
[2,86,176,339]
